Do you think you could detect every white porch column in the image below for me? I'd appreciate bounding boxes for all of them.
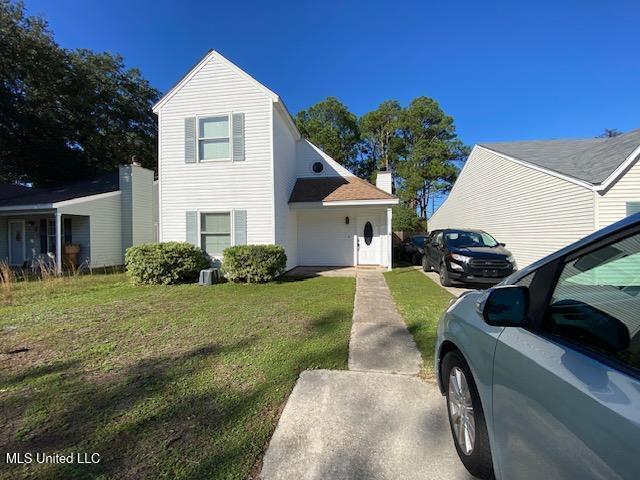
[387,207,393,271]
[55,212,62,274]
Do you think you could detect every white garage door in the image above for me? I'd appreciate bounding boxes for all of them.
[298,211,354,266]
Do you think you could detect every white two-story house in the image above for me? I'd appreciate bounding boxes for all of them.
[153,50,398,270]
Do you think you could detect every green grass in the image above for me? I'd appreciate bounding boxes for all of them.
[384,267,454,378]
[0,273,355,480]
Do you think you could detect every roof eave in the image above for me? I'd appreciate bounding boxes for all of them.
[289,198,398,209]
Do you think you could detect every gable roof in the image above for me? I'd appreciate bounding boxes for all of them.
[289,176,397,203]
[0,173,119,207]
[153,50,300,141]
[153,50,278,112]
[479,128,640,186]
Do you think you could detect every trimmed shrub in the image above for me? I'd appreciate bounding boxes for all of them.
[125,242,210,285]
[222,245,287,283]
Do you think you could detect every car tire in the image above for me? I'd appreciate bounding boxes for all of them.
[440,263,453,287]
[422,256,431,272]
[442,350,494,480]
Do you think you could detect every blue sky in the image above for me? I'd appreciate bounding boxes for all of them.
[25,0,639,148]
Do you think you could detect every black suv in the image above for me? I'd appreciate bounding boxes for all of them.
[399,234,428,265]
[423,229,517,286]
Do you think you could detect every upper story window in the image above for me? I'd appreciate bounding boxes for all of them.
[198,116,230,161]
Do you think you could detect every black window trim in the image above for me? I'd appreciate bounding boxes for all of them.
[523,223,640,380]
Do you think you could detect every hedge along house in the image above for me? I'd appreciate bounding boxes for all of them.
[428,128,640,268]
[0,164,157,272]
[154,50,399,270]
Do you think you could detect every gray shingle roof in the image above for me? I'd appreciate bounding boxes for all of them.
[0,184,37,201]
[0,173,119,207]
[479,128,640,185]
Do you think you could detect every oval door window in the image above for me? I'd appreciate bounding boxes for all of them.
[364,221,373,245]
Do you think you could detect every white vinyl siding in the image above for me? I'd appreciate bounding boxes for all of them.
[158,56,274,246]
[200,212,231,256]
[428,147,595,268]
[596,157,640,229]
[298,210,356,266]
[272,105,299,269]
[296,139,353,178]
[58,193,123,267]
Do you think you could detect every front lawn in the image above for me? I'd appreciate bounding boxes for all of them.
[384,267,453,378]
[0,273,355,480]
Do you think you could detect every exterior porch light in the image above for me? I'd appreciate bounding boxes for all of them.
[345,216,349,225]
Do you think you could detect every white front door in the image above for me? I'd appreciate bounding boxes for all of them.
[8,220,26,266]
[357,216,380,265]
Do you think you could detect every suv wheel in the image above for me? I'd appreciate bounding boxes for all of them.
[422,256,431,272]
[442,350,493,479]
[440,262,453,287]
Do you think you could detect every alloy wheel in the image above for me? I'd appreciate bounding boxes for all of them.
[448,366,475,455]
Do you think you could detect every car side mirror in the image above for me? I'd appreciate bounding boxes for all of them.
[499,242,506,247]
[478,285,528,327]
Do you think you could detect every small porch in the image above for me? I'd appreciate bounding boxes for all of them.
[290,204,394,270]
[0,209,90,273]
[287,173,399,270]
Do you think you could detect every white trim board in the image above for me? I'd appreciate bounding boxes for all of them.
[289,199,399,209]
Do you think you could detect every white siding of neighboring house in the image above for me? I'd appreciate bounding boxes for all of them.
[58,193,123,267]
[157,56,274,246]
[131,166,155,245]
[428,147,595,268]
[272,105,299,269]
[596,157,640,229]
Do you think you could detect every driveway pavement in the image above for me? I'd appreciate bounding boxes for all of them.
[419,269,478,297]
[261,370,473,480]
[261,270,472,479]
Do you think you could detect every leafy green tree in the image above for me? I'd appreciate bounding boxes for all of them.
[358,100,403,180]
[396,97,468,222]
[295,97,360,168]
[0,1,159,186]
[392,204,426,232]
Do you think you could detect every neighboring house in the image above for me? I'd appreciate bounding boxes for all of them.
[153,50,398,270]
[428,129,640,267]
[0,164,156,271]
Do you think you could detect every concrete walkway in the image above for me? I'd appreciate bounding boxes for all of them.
[349,270,422,375]
[261,270,471,480]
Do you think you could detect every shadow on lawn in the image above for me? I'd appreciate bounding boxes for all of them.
[0,309,350,480]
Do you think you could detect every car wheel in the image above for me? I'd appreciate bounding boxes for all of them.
[440,263,453,287]
[422,256,431,272]
[443,350,493,479]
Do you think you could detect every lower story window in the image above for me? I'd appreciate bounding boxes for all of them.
[200,212,231,256]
